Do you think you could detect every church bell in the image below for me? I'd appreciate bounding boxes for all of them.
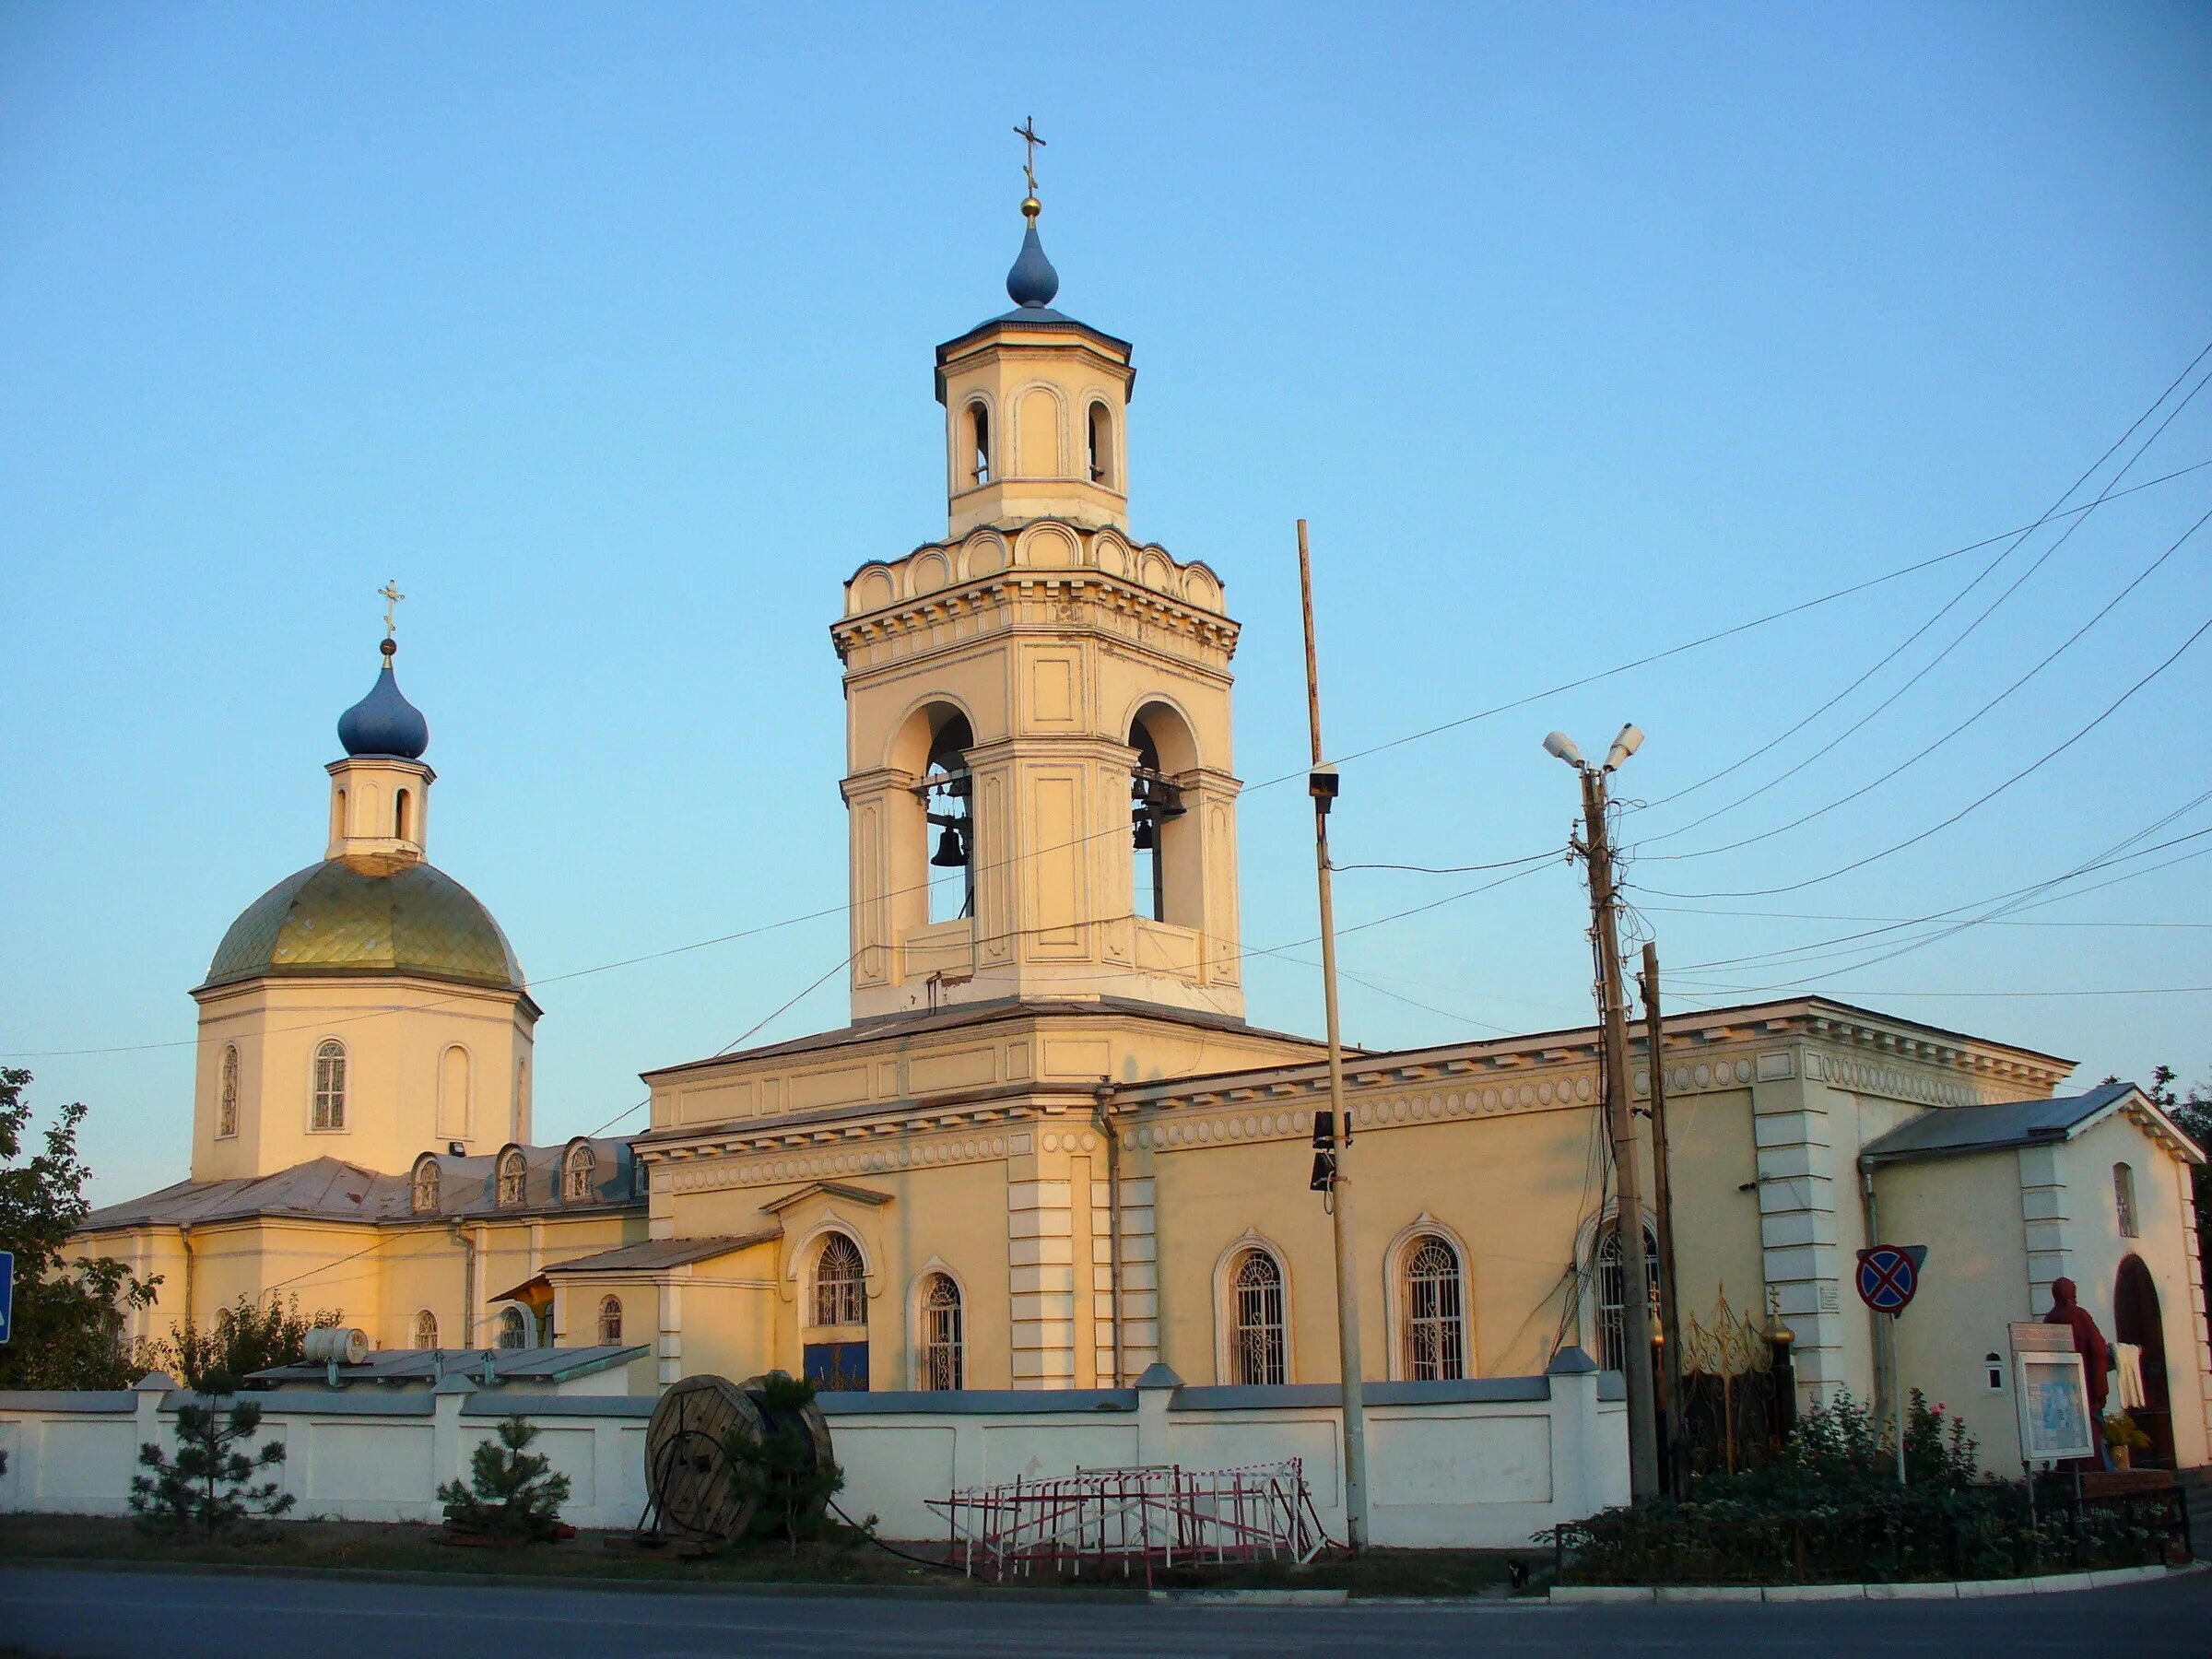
[930,823,968,867]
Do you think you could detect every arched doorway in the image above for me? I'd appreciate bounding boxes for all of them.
[2112,1254,2173,1467]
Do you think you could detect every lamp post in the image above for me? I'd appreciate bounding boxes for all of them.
[1546,724,1662,1501]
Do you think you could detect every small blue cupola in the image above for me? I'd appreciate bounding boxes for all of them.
[337,640,430,759]
[1006,204,1060,311]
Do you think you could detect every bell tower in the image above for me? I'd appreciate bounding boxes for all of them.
[834,177,1245,1023]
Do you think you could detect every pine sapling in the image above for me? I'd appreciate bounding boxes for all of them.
[438,1414,571,1541]
[724,1372,845,1555]
[128,1372,294,1536]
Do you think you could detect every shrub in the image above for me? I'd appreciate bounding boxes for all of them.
[128,1373,295,1536]
[439,1415,571,1542]
[723,1372,845,1554]
[135,1294,345,1390]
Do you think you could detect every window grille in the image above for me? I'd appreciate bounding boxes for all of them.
[218,1044,240,1137]
[414,1310,438,1349]
[564,1144,596,1202]
[1596,1221,1661,1373]
[312,1041,347,1131]
[1402,1234,1465,1381]
[2114,1163,2138,1238]
[919,1273,963,1390]
[813,1234,867,1327]
[1230,1249,1288,1385]
[497,1307,528,1349]
[497,1149,526,1207]
[412,1159,441,1215]
[597,1295,623,1344]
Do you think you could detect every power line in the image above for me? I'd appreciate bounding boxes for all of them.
[1640,343,2212,818]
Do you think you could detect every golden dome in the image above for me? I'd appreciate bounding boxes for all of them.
[202,855,524,994]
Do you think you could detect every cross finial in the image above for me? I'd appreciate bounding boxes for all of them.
[1013,116,1046,198]
[379,580,405,642]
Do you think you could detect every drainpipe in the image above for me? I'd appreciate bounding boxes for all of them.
[449,1221,477,1347]
[1094,1083,1125,1390]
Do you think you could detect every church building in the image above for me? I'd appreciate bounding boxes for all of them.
[74,182,2211,1476]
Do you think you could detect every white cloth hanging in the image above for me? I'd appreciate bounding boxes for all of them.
[2115,1341,2147,1410]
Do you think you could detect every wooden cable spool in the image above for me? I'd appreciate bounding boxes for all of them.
[642,1374,767,1546]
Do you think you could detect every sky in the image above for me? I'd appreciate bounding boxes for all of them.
[3,3,2209,1206]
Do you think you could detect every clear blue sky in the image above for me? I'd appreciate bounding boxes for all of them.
[4,4,2208,1205]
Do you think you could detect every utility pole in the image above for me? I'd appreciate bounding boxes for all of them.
[1640,940,1687,1497]
[1298,519,1370,1550]
[1551,731,1660,1500]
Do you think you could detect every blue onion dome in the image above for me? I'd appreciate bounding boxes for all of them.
[1006,204,1060,310]
[336,641,429,759]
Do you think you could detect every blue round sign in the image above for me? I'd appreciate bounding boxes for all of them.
[1856,1245,1919,1313]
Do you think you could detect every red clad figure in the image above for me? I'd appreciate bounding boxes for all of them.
[2044,1277,2112,1417]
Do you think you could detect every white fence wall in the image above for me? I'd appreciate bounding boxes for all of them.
[0,1361,1627,1549]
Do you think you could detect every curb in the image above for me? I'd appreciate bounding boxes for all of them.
[1549,1561,2192,1604]
[1149,1588,1349,1606]
[0,1555,1147,1604]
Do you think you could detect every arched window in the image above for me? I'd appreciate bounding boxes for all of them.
[597,1294,624,1344]
[968,401,992,486]
[1595,1219,1662,1374]
[218,1043,240,1138]
[563,1143,597,1203]
[497,1147,527,1207]
[924,712,976,924]
[497,1306,529,1349]
[312,1040,347,1131]
[331,787,347,843]
[1401,1234,1466,1382]
[918,1273,963,1390]
[2114,1162,2139,1238]
[1087,401,1112,485]
[812,1233,867,1328]
[394,788,412,841]
[1229,1248,1288,1385]
[412,1156,441,1215]
[414,1310,439,1350]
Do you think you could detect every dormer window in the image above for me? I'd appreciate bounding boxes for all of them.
[412,1156,441,1215]
[562,1142,596,1203]
[968,402,991,486]
[497,1147,526,1207]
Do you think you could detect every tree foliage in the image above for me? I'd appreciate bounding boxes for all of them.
[136,1295,346,1390]
[723,1372,846,1554]
[439,1414,571,1541]
[0,1068,160,1389]
[128,1378,295,1535]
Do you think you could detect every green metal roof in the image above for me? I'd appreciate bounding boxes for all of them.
[202,856,524,993]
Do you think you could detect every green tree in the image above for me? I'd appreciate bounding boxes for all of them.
[724,1372,845,1554]
[137,1295,346,1389]
[438,1414,571,1541]
[0,1068,160,1388]
[128,1373,295,1535]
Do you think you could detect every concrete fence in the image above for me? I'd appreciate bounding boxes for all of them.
[0,1355,1626,1548]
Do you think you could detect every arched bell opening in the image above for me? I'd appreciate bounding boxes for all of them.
[1129,704,1199,930]
[919,710,975,925]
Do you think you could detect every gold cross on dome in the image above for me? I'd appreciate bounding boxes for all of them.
[379,580,406,640]
[1013,116,1046,195]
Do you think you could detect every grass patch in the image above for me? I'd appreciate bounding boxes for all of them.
[0,1515,1532,1597]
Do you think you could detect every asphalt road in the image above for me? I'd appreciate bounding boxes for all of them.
[3,1566,2209,1658]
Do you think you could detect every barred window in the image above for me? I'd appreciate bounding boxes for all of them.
[312,1040,347,1131]
[498,1306,529,1349]
[597,1294,623,1344]
[412,1157,441,1215]
[563,1143,596,1203]
[1596,1220,1662,1373]
[1402,1234,1465,1381]
[413,1309,439,1349]
[218,1044,240,1137]
[812,1234,866,1327]
[919,1273,963,1390]
[497,1147,526,1207]
[1230,1248,1288,1385]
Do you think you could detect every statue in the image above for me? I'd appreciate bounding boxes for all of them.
[2044,1276,2112,1468]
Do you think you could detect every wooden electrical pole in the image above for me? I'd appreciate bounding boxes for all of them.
[1580,765,1661,1500]
[1641,940,1687,1497]
[1298,518,1371,1550]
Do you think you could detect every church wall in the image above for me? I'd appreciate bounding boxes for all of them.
[1877,1150,2032,1468]
[1656,1087,1768,1342]
[192,976,534,1183]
